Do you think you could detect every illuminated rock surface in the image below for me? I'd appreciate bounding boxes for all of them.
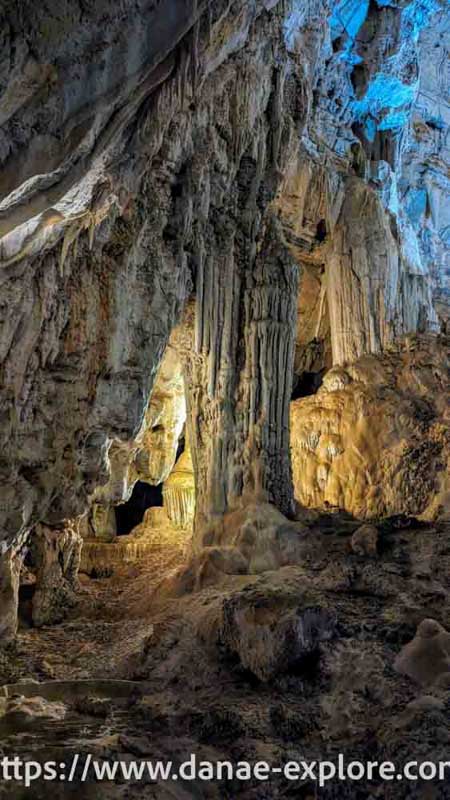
[0,2,449,796]
[0,0,447,559]
[90,345,186,526]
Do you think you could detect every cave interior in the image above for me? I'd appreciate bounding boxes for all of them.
[0,0,449,797]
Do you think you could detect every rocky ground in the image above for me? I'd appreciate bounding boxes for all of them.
[1,514,449,799]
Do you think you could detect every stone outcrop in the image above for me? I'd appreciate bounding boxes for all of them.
[291,334,449,519]
[89,504,117,542]
[83,342,187,543]
[351,524,379,557]
[221,578,337,681]
[0,545,22,642]
[90,344,187,536]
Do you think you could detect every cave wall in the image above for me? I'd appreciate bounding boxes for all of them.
[0,0,449,637]
[89,343,187,539]
[291,333,450,519]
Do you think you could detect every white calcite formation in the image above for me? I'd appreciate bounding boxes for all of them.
[0,0,449,639]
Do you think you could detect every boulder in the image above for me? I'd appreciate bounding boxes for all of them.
[30,524,82,627]
[351,524,379,557]
[394,618,450,687]
[221,577,336,681]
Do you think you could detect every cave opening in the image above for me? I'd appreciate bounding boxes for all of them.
[291,370,325,399]
[114,481,163,536]
[18,584,35,628]
[315,219,327,242]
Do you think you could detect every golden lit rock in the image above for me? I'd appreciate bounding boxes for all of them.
[291,335,449,520]
[135,347,186,486]
[163,447,195,529]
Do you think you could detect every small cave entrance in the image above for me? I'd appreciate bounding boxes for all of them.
[292,370,325,400]
[18,583,35,627]
[114,481,163,536]
[315,219,327,243]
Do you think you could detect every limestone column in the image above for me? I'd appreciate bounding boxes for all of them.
[183,213,298,537]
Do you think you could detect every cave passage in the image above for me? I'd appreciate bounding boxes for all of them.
[291,370,325,399]
[114,481,163,535]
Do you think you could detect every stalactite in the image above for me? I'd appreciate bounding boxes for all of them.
[271,67,286,169]
[190,18,200,98]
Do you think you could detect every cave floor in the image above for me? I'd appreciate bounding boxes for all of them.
[1,519,449,799]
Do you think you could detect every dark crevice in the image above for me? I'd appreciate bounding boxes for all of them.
[292,370,325,400]
[18,584,35,627]
[115,480,163,536]
[315,219,327,242]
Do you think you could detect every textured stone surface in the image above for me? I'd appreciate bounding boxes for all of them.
[0,0,447,541]
[394,618,450,687]
[1,4,450,793]
[163,445,195,529]
[29,523,82,627]
[1,515,449,799]
[291,334,450,519]
[351,524,379,557]
[221,579,336,681]
[80,506,189,577]
[0,546,22,642]
[89,343,187,538]
[0,1,449,640]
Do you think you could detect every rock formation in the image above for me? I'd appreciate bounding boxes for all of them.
[88,343,187,539]
[291,333,449,519]
[163,445,196,529]
[0,4,449,797]
[394,618,450,687]
[0,545,21,642]
[0,0,446,542]
[221,577,337,681]
[27,523,82,628]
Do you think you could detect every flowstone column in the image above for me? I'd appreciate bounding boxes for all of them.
[0,544,22,643]
[184,214,298,539]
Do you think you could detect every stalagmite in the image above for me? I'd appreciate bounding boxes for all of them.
[28,524,82,628]
[163,447,196,529]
